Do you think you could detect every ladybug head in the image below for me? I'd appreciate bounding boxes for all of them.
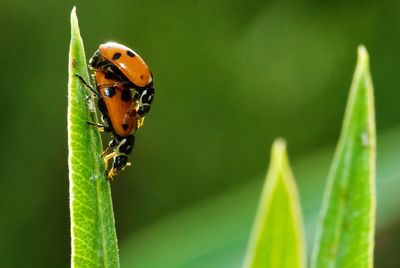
[112,155,129,172]
[115,135,135,155]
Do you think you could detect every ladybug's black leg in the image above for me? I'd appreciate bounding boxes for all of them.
[87,121,107,132]
[74,74,101,98]
[98,81,128,89]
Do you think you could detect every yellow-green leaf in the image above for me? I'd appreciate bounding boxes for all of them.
[243,140,306,268]
[311,46,376,268]
[68,7,120,268]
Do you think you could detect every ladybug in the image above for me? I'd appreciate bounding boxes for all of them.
[76,42,155,179]
[90,42,155,117]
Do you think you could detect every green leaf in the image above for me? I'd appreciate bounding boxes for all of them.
[243,139,306,268]
[311,46,376,268]
[68,7,120,268]
[120,126,400,268]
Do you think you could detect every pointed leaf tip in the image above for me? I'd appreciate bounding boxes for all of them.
[68,7,120,267]
[272,138,286,153]
[243,139,306,268]
[357,45,368,58]
[311,45,375,268]
[70,6,77,22]
[271,138,287,166]
[357,45,369,68]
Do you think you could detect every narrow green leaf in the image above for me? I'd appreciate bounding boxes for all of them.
[120,127,399,268]
[311,46,376,268]
[68,7,120,268]
[243,139,306,268]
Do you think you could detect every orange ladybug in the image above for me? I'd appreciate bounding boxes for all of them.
[94,70,141,137]
[98,42,152,87]
[90,42,155,117]
[76,42,155,179]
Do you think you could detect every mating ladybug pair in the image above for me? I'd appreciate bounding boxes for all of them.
[77,42,155,179]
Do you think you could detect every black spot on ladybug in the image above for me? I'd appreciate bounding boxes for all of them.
[104,87,116,98]
[112,52,122,60]
[121,89,132,102]
[122,123,129,130]
[140,75,144,80]
[126,50,135,57]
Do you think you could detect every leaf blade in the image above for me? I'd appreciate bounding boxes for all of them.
[311,46,376,268]
[243,140,306,268]
[68,7,120,268]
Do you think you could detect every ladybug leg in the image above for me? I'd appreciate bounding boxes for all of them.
[74,74,100,98]
[107,168,117,180]
[98,81,128,89]
[103,151,117,174]
[121,91,147,129]
[100,137,118,157]
[122,101,145,128]
[86,120,112,133]
[137,116,144,128]
[101,138,121,178]
[100,146,111,157]
[107,170,116,180]
[87,121,107,132]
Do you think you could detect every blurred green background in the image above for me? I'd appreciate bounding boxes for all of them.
[1,0,399,267]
